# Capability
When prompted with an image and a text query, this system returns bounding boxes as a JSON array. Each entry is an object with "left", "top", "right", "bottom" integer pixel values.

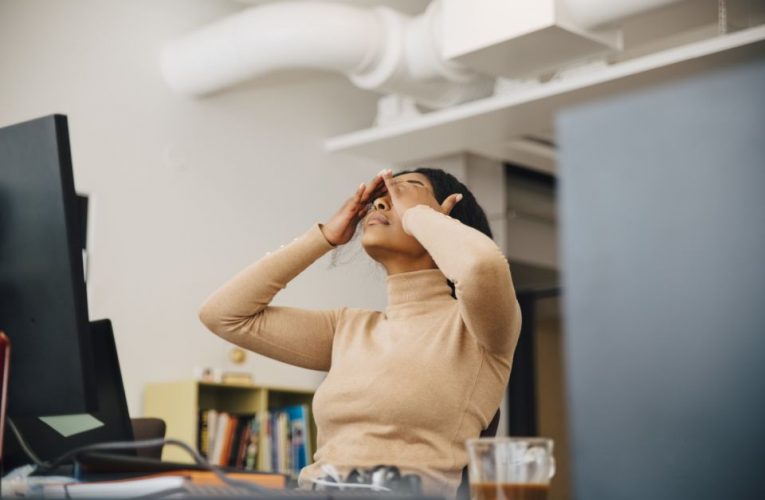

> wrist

[
  {"left": 401, "top": 204, "right": 432, "bottom": 235},
  {"left": 318, "top": 224, "right": 338, "bottom": 247}
]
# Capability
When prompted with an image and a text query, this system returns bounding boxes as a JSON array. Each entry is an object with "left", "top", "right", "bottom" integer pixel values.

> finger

[
  {"left": 367, "top": 184, "right": 388, "bottom": 203},
  {"left": 380, "top": 169, "right": 396, "bottom": 198},
  {"left": 352, "top": 182, "right": 365, "bottom": 204},
  {"left": 371, "top": 171, "right": 386, "bottom": 190},
  {"left": 441, "top": 193, "right": 463, "bottom": 214},
  {"left": 361, "top": 174, "right": 385, "bottom": 203}
]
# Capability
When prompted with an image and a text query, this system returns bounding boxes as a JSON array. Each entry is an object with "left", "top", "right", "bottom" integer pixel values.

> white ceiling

[{"left": 232, "top": 0, "right": 431, "bottom": 16}]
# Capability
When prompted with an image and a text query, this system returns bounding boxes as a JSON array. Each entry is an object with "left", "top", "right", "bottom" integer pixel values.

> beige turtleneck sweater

[{"left": 199, "top": 205, "right": 521, "bottom": 497}]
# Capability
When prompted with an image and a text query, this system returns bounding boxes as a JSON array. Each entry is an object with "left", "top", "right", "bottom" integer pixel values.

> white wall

[{"left": 0, "top": 0, "right": 390, "bottom": 415}]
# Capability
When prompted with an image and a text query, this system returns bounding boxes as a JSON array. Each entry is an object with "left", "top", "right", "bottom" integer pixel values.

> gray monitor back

[{"left": 557, "top": 58, "right": 765, "bottom": 499}]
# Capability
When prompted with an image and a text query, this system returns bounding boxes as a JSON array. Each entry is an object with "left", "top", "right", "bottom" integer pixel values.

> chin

[
  {"left": 362, "top": 230, "right": 428, "bottom": 262},
  {"left": 361, "top": 232, "right": 383, "bottom": 252},
  {"left": 361, "top": 231, "right": 396, "bottom": 261}
]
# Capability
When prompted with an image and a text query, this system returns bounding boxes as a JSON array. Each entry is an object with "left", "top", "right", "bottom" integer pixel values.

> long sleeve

[
  {"left": 198, "top": 224, "right": 340, "bottom": 371},
  {"left": 402, "top": 205, "right": 521, "bottom": 356}
]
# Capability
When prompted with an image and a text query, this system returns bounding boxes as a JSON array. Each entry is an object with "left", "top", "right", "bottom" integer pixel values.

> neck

[
  {"left": 380, "top": 253, "right": 437, "bottom": 276},
  {"left": 385, "top": 268, "right": 453, "bottom": 316}
]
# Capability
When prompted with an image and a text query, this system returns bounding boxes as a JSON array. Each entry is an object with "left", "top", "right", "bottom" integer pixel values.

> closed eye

[{"left": 392, "top": 179, "right": 426, "bottom": 187}]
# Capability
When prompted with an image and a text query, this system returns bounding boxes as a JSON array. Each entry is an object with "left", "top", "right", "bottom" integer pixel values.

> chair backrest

[
  {"left": 130, "top": 417, "right": 166, "bottom": 459},
  {"left": 456, "top": 409, "right": 501, "bottom": 500},
  {"left": 481, "top": 409, "right": 501, "bottom": 439}
]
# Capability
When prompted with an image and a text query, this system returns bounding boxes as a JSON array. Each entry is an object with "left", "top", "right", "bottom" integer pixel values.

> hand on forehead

[
  {"left": 392, "top": 172, "right": 432, "bottom": 188},
  {"left": 384, "top": 170, "right": 460, "bottom": 217},
  {"left": 389, "top": 173, "right": 436, "bottom": 201}
]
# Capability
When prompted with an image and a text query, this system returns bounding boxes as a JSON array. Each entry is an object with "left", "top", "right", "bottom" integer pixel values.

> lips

[{"left": 366, "top": 213, "right": 389, "bottom": 226}]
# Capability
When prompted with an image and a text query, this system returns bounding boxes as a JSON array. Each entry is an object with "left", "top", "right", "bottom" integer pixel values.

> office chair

[
  {"left": 456, "top": 409, "right": 501, "bottom": 500},
  {"left": 130, "top": 417, "right": 166, "bottom": 459}
]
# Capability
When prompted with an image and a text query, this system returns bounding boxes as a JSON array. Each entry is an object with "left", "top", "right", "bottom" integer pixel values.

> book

[
  {"left": 43, "top": 476, "right": 188, "bottom": 498},
  {"left": 198, "top": 410, "right": 210, "bottom": 458},
  {"left": 230, "top": 414, "right": 255, "bottom": 467},
  {"left": 235, "top": 422, "right": 251, "bottom": 468},
  {"left": 220, "top": 415, "right": 238, "bottom": 466},
  {"left": 278, "top": 411, "right": 289, "bottom": 473},
  {"left": 262, "top": 411, "right": 272, "bottom": 471},
  {"left": 43, "top": 470, "right": 288, "bottom": 498},
  {"left": 210, "top": 412, "right": 229, "bottom": 466},
  {"left": 244, "top": 417, "right": 260, "bottom": 470},
  {"left": 206, "top": 410, "right": 219, "bottom": 459},
  {"left": 284, "top": 404, "right": 311, "bottom": 472},
  {"left": 270, "top": 412, "right": 279, "bottom": 473},
  {"left": 227, "top": 416, "right": 244, "bottom": 466}
]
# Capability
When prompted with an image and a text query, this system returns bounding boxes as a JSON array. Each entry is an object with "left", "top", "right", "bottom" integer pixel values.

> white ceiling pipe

[
  {"left": 160, "top": 0, "right": 493, "bottom": 108},
  {"left": 161, "top": 0, "right": 686, "bottom": 107},
  {"left": 561, "top": 0, "right": 686, "bottom": 29},
  {"left": 160, "top": 2, "right": 383, "bottom": 96},
  {"left": 348, "top": 0, "right": 493, "bottom": 108}
]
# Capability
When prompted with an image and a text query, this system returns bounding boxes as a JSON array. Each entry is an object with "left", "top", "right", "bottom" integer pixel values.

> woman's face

[{"left": 360, "top": 172, "right": 437, "bottom": 262}]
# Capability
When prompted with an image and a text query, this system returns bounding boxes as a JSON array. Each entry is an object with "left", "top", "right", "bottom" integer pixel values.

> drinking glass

[{"left": 465, "top": 437, "right": 555, "bottom": 500}]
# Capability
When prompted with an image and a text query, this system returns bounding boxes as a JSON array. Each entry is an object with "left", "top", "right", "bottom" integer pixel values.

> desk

[{"left": 4, "top": 474, "right": 442, "bottom": 499}]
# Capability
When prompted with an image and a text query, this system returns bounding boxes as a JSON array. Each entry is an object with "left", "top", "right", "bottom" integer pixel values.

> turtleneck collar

[{"left": 385, "top": 268, "right": 454, "bottom": 317}]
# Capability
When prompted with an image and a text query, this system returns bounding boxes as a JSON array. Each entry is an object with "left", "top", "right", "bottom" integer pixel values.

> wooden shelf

[
  {"left": 324, "top": 26, "right": 765, "bottom": 166},
  {"left": 144, "top": 380, "right": 315, "bottom": 469}
]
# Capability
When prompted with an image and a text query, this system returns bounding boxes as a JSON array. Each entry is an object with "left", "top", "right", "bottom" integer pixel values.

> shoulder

[
  {"left": 338, "top": 307, "right": 384, "bottom": 321},
  {"left": 334, "top": 307, "right": 385, "bottom": 330}
]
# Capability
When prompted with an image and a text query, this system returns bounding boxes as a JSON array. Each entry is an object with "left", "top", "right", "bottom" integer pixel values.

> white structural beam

[{"left": 324, "top": 26, "right": 765, "bottom": 167}]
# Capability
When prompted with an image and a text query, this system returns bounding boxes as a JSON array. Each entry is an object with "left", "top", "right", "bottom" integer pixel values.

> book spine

[
  {"left": 245, "top": 416, "right": 259, "bottom": 470},
  {"left": 281, "top": 412, "right": 289, "bottom": 473},
  {"left": 302, "top": 405, "right": 309, "bottom": 470},
  {"left": 236, "top": 416, "right": 253, "bottom": 468},
  {"left": 271, "top": 412, "right": 279, "bottom": 473},
  {"left": 198, "top": 410, "right": 209, "bottom": 458},
  {"left": 207, "top": 410, "right": 219, "bottom": 461},
  {"left": 211, "top": 412, "right": 229, "bottom": 466},
  {"left": 302, "top": 404, "right": 312, "bottom": 467},
  {"left": 283, "top": 404, "right": 311, "bottom": 472},
  {"left": 263, "top": 411, "right": 272, "bottom": 471},
  {"left": 290, "top": 409, "right": 305, "bottom": 472},
  {"left": 221, "top": 415, "right": 238, "bottom": 466},
  {"left": 229, "top": 416, "right": 247, "bottom": 467}
]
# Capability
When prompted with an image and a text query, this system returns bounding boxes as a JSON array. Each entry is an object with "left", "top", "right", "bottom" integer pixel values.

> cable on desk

[
  {"left": 7, "top": 418, "right": 47, "bottom": 468},
  {"left": 6, "top": 416, "right": 271, "bottom": 496}
]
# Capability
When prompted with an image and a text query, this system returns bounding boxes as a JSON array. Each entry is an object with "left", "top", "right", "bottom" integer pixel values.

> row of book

[{"left": 197, "top": 405, "right": 312, "bottom": 475}]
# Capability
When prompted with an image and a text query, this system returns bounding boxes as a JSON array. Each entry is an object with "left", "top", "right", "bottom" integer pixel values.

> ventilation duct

[
  {"left": 160, "top": 0, "right": 493, "bottom": 109},
  {"left": 161, "top": 0, "right": 686, "bottom": 108},
  {"left": 561, "top": 0, "right": 686, "bottom": 29}
]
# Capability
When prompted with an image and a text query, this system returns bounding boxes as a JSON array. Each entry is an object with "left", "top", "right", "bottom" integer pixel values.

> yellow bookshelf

[{"left": 143, "top": 380, "right": 315, "bottom": 468}]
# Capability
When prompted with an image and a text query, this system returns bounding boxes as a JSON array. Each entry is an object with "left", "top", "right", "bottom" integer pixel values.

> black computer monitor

[
  {"left": 0, "top": 114, "right": 97, "bottom": 416},
  {"left": 5, "top": 319, "right": 135, "bottom": 468},
  {"left": 3, "top": 319, "right": 135, "bottom": 470}
]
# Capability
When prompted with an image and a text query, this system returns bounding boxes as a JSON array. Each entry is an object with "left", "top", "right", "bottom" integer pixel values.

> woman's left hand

[{"left": 381, "top": 169, "right": 462, "bottom": 219}]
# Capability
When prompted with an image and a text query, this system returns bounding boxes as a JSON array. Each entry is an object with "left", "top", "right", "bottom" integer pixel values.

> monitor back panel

[
  {"left": 4, "top": 319, "right": 133, "bottom": 467},
  {"left": 557, "top": 58, "right": 765, "bottom": 499},
  {"left": 0, "top": 114, "right": 95, "bottom": 416}
]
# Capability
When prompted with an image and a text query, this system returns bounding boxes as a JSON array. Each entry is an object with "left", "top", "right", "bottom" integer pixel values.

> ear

[{"left": 440, "top": 193, "right": 463, "bottom": 215}]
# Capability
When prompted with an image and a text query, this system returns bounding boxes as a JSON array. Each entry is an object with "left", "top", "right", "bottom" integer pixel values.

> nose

[{"left": 372, "top": 196, "right": 390, "bottom": 211}]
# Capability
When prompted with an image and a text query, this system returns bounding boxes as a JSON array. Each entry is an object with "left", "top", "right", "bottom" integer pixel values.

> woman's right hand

[{"left": 321, "top": 173, "right": 387, "bottom": 246}]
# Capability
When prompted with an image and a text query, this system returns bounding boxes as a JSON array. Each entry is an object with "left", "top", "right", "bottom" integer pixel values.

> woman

[{"left": 199, "top": 168, "right": 521, "bottom": 497}]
